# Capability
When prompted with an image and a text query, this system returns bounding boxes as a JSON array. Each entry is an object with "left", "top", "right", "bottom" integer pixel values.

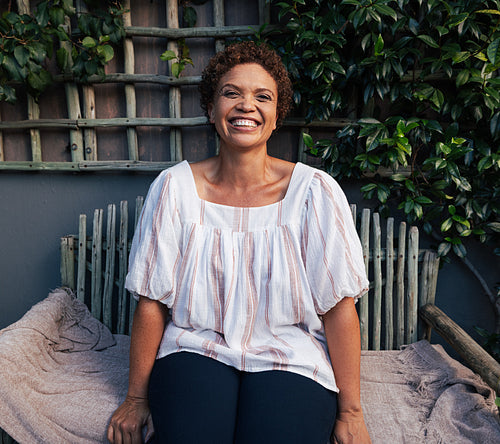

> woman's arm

[
  {"left": 323, "top": 297, "right": 371, "bottom": 444},
  {"left": 107, "top": 296, "right": 169, "bottom": 444}
]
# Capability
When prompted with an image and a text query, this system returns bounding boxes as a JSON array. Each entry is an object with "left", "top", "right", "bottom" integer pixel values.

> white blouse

[{"left": 125, "top": 160, "right": 368, "bottom": 392}]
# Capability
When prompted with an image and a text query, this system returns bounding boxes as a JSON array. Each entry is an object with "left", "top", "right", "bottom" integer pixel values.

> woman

[{"left": 108, "top": 41, "right": 371, "bottom": 444}]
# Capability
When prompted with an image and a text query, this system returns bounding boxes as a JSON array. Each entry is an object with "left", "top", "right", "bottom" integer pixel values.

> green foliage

[
  {"left": 160, "top": 39, "right": 194, "bottom": 78},
  {"left": 0, "top": 0, "right": 125, "bottom": 103},
  {"left": 266, "top": 0, "right": 500, "bottom": 260}
]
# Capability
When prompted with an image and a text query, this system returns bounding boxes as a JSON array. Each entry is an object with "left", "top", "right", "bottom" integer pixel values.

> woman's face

[{"left": 208, "top": 63, "right": 278, "bottom": 153}]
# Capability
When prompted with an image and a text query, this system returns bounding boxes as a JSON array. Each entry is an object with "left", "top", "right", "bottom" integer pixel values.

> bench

[{"left": 1, "top": 198, "right": 499, "bottom": 444}]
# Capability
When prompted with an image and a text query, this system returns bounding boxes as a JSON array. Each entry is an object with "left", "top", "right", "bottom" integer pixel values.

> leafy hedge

[{"left": 259, "top": 0, "right": 499, "bottom": 264}]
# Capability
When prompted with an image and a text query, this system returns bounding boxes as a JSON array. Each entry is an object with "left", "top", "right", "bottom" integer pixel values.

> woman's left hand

[{"left": 332, "top": 411, "right": 372, "bottom": 444}]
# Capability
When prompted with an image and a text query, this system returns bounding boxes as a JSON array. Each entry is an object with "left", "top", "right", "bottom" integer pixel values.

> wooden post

[
  {"left": 385, "top": 217, "right": 394, "bottom": 349},
  {"left": 16, "top": 0, "right": 42, "bottom": 162},
  {"left": 122, "top": 0, "right": 139, "bottom": 161},
  {"left": 76, "top": 0, "right": 98, "bottom": 160},
  {"left": 360, "top": 208, "right": 370, "bottom": 349},
  {"left": 407, "top": 226, "right": 419, "bottom": 344},
  {"left": 60, "top": 236, "right": 75, "bottom": 288},
  {"left": 103, "top": 204, "right": 116, "bottom": 330},
  {"left": 61, "top": 0, "right": 84, "bottom": 162},
  {"left": 372, "top": 212, "right": 382, "bottom": 350},
  {"left": 420, "top": 304, "right": 500, "bottom": 395},
  {"left": 91, "top": 209, "right": 104, "bottom": 321},
  {"left": 167, "top": 0, "right": 183, "bottom": 161},
  {"left": 396, "top": 221, "right": 406, "bottom": 348},
  {"left": 77, "top": 214, "right": 87, "bottom": 302},
  {"left": 117, "top": 201, "right": 129, "bottom": 334},
  {"left": 258, "top": 0, "right": 271, "bottom": 24}
]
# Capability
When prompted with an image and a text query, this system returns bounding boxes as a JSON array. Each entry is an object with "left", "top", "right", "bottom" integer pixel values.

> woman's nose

[{"left": 236, "top": 95, "right": 255, "bottom": 112}]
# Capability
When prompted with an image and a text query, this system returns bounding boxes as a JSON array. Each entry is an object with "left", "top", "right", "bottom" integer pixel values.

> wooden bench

[
  {"left": 56, "top": 198, "right": 499, "bottom": 385},
  {"left": 1, "top": 198, "right": 499, "bottom": 444}
]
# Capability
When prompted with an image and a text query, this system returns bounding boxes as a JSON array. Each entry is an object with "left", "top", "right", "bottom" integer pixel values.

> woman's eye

[
  {"left": 257, "top": 94, "right": 272, "bottom": 102},
  {"left": 223, "top": 90, "right": 238, "bottom": 98}
]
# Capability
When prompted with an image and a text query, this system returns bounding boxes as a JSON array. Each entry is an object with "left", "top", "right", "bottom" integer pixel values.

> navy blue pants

[{"left": 148, "top": 352, "right": 337, "bottom": 444}]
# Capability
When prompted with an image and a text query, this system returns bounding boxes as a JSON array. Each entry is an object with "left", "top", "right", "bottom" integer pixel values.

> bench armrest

[{"left": 419, "top": 303, "right": 500, "bottom": 395}]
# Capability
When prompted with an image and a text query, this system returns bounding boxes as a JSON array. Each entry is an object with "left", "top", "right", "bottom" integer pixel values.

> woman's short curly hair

[{"left": 199, "top": 41, "right": 293, "bottom": 125}]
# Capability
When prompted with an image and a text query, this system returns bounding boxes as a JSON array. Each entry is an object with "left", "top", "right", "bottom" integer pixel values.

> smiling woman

[{"left": 107, "top": 41, "right": 372, "bottom": 444}]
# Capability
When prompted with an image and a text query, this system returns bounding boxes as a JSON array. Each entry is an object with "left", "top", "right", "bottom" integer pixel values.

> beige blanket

[{"left": 0, "top": 289, "right": 499, "bottom": 443}]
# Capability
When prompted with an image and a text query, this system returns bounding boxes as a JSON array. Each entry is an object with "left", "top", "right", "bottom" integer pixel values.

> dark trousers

[{"left": 148, "top": 352, "right": 337, "bottom": 444}]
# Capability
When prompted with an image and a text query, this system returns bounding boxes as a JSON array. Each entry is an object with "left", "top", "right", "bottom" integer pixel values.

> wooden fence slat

[
  {"left": 117, "top": 200, "right": 129, "bottom": 334},
  {"left": 360, "top": 208, "right": 370, "bottom": 350},
  {"left": 385, "top": 217, "right": 394, "bottom": 349},
  {"left": 77, "top": 214, "right": 87, "bottom": 302},
  {"left": 91, "top": 209, "right": 104, "bottom": 320},
  {"left": 407, "top": 226, "right": 419, "bottom": 344},
  {"left": 103, "top": 204, "right": 116, "bottom": 330},
  {"left": 123, "top": 0, "right": 139, "bottom": 161},
  {"left": 60, "top": 236, "right": 75, "bottom": 288},
  {"left": 350, "top": 203, "right": 357, "bottom": 225},
  {"left": 396, "top": 221, "right": 406, "bottom": 348},
  {"left": 372, "top": 213, "right": 382, "bottom": 350},
  {"left": 167, "top": 0, "right": 183, "bottom": 162}
]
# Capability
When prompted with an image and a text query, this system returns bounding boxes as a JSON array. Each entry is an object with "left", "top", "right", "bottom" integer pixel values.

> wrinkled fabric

[
  {"left": 0, "top": 290, "right": 498, "bottom": 444},
  {"left": 361, "top": 340, "right": 500, "bottom": 443},
  {"left": 0, "top": 289, "right": 129, "bottom": 444}
]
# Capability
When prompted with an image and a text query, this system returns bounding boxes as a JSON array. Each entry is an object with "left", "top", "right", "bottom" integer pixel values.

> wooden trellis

[{"left": 1, "top": 0, "right": 335, "bottom": 172}]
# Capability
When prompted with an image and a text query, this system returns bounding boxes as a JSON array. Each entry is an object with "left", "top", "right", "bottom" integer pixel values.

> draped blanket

[{"left": 0, "top": 289, "right": 498, "bottom": 443}]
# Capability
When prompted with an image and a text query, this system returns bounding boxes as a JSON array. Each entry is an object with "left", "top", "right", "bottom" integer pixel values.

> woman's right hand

[{"left": 107, "top": 395, "right": 154, "bottom": 444}]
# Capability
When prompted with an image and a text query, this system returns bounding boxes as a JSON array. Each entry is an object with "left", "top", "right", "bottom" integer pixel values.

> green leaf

[
  {"left": 97, "top": 44, "right": 114, "bottom": 63},
  {"left": 437, "top": 242, "right": 451, "bottom": 257},
  {"left": 417, "top": 35, "right": 439, "bottom": 48},
  {"left": 441, "top": 218, "right": 453, "bottom": 232},
  {"left": 488, "top": 222, "right": 500, "bottom": 232},
  {"left": 487, "top": 38, "right": 500, "bottom": 65},
  {"left": 374, "top": 34, "right": 384, "bottom": 55},
  {"left": 56, "top": 47, "right": 68, "bottom": 71},
  {"left": 456, "top": 69, "right": 469, "bottom": 87},
  {"left": 452, "top": 242, "right": 467, "bottom": 258},
  {"left": 160, "top": 50, "right": 177, "bottom": 61},
  {"left": 171, "top": 62, "right": 181, "bottom": 78},
  {"left": 14, "top": 46, "right": 29, "bottom": 67},
  {"left": 82, "top": 36, "right": 97, "bottom": 48},
  {"left": 302, "top": 132, "right": 313, "bottom": 148},
  {"left": 373, "top": 4, "right": 397, "bottom": 21}
]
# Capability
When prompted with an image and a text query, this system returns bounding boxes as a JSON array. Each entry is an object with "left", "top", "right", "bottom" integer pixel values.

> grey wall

[{"left": 1, "top": 170, "right": 497, "bottom": 356}]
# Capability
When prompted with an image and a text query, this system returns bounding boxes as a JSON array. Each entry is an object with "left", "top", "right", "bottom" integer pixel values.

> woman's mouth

[{"left": 230, "top": 118, "right": 259, "bottom": 128}]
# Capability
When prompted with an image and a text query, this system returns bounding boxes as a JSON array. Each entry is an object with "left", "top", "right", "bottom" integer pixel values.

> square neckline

[{"left": 183, "top": 160, "right": 303, "bottom": 210}]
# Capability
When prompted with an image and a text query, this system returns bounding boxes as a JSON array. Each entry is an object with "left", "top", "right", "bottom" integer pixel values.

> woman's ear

[{"left": 208, "top": 104, "right": 215, "bottom": 123}]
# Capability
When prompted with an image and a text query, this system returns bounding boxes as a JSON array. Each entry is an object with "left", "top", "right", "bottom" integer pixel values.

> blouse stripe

[
  {"left": 240, "top": 232, "right": 258, "bottom": 369},
  {"left": 210, "top": 229, "right": 224, "bottom": 333}
]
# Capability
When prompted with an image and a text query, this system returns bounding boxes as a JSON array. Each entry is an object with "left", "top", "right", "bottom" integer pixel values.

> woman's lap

[{"left": 148, "top": 352, "right": 337, "bottom": 444}]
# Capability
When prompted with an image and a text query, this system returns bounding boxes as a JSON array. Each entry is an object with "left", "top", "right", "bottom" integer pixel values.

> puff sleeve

[
  {"left": 124, "top": 169, "right": 181, "bottom": 307},
  {"left": 302, "top": 171, "right": 369, "bottom": 315}
]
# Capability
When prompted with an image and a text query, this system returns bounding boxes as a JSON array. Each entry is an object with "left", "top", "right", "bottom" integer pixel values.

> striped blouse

[{"left": 125, "top": 160, "right": 368, "bottom": 392}]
